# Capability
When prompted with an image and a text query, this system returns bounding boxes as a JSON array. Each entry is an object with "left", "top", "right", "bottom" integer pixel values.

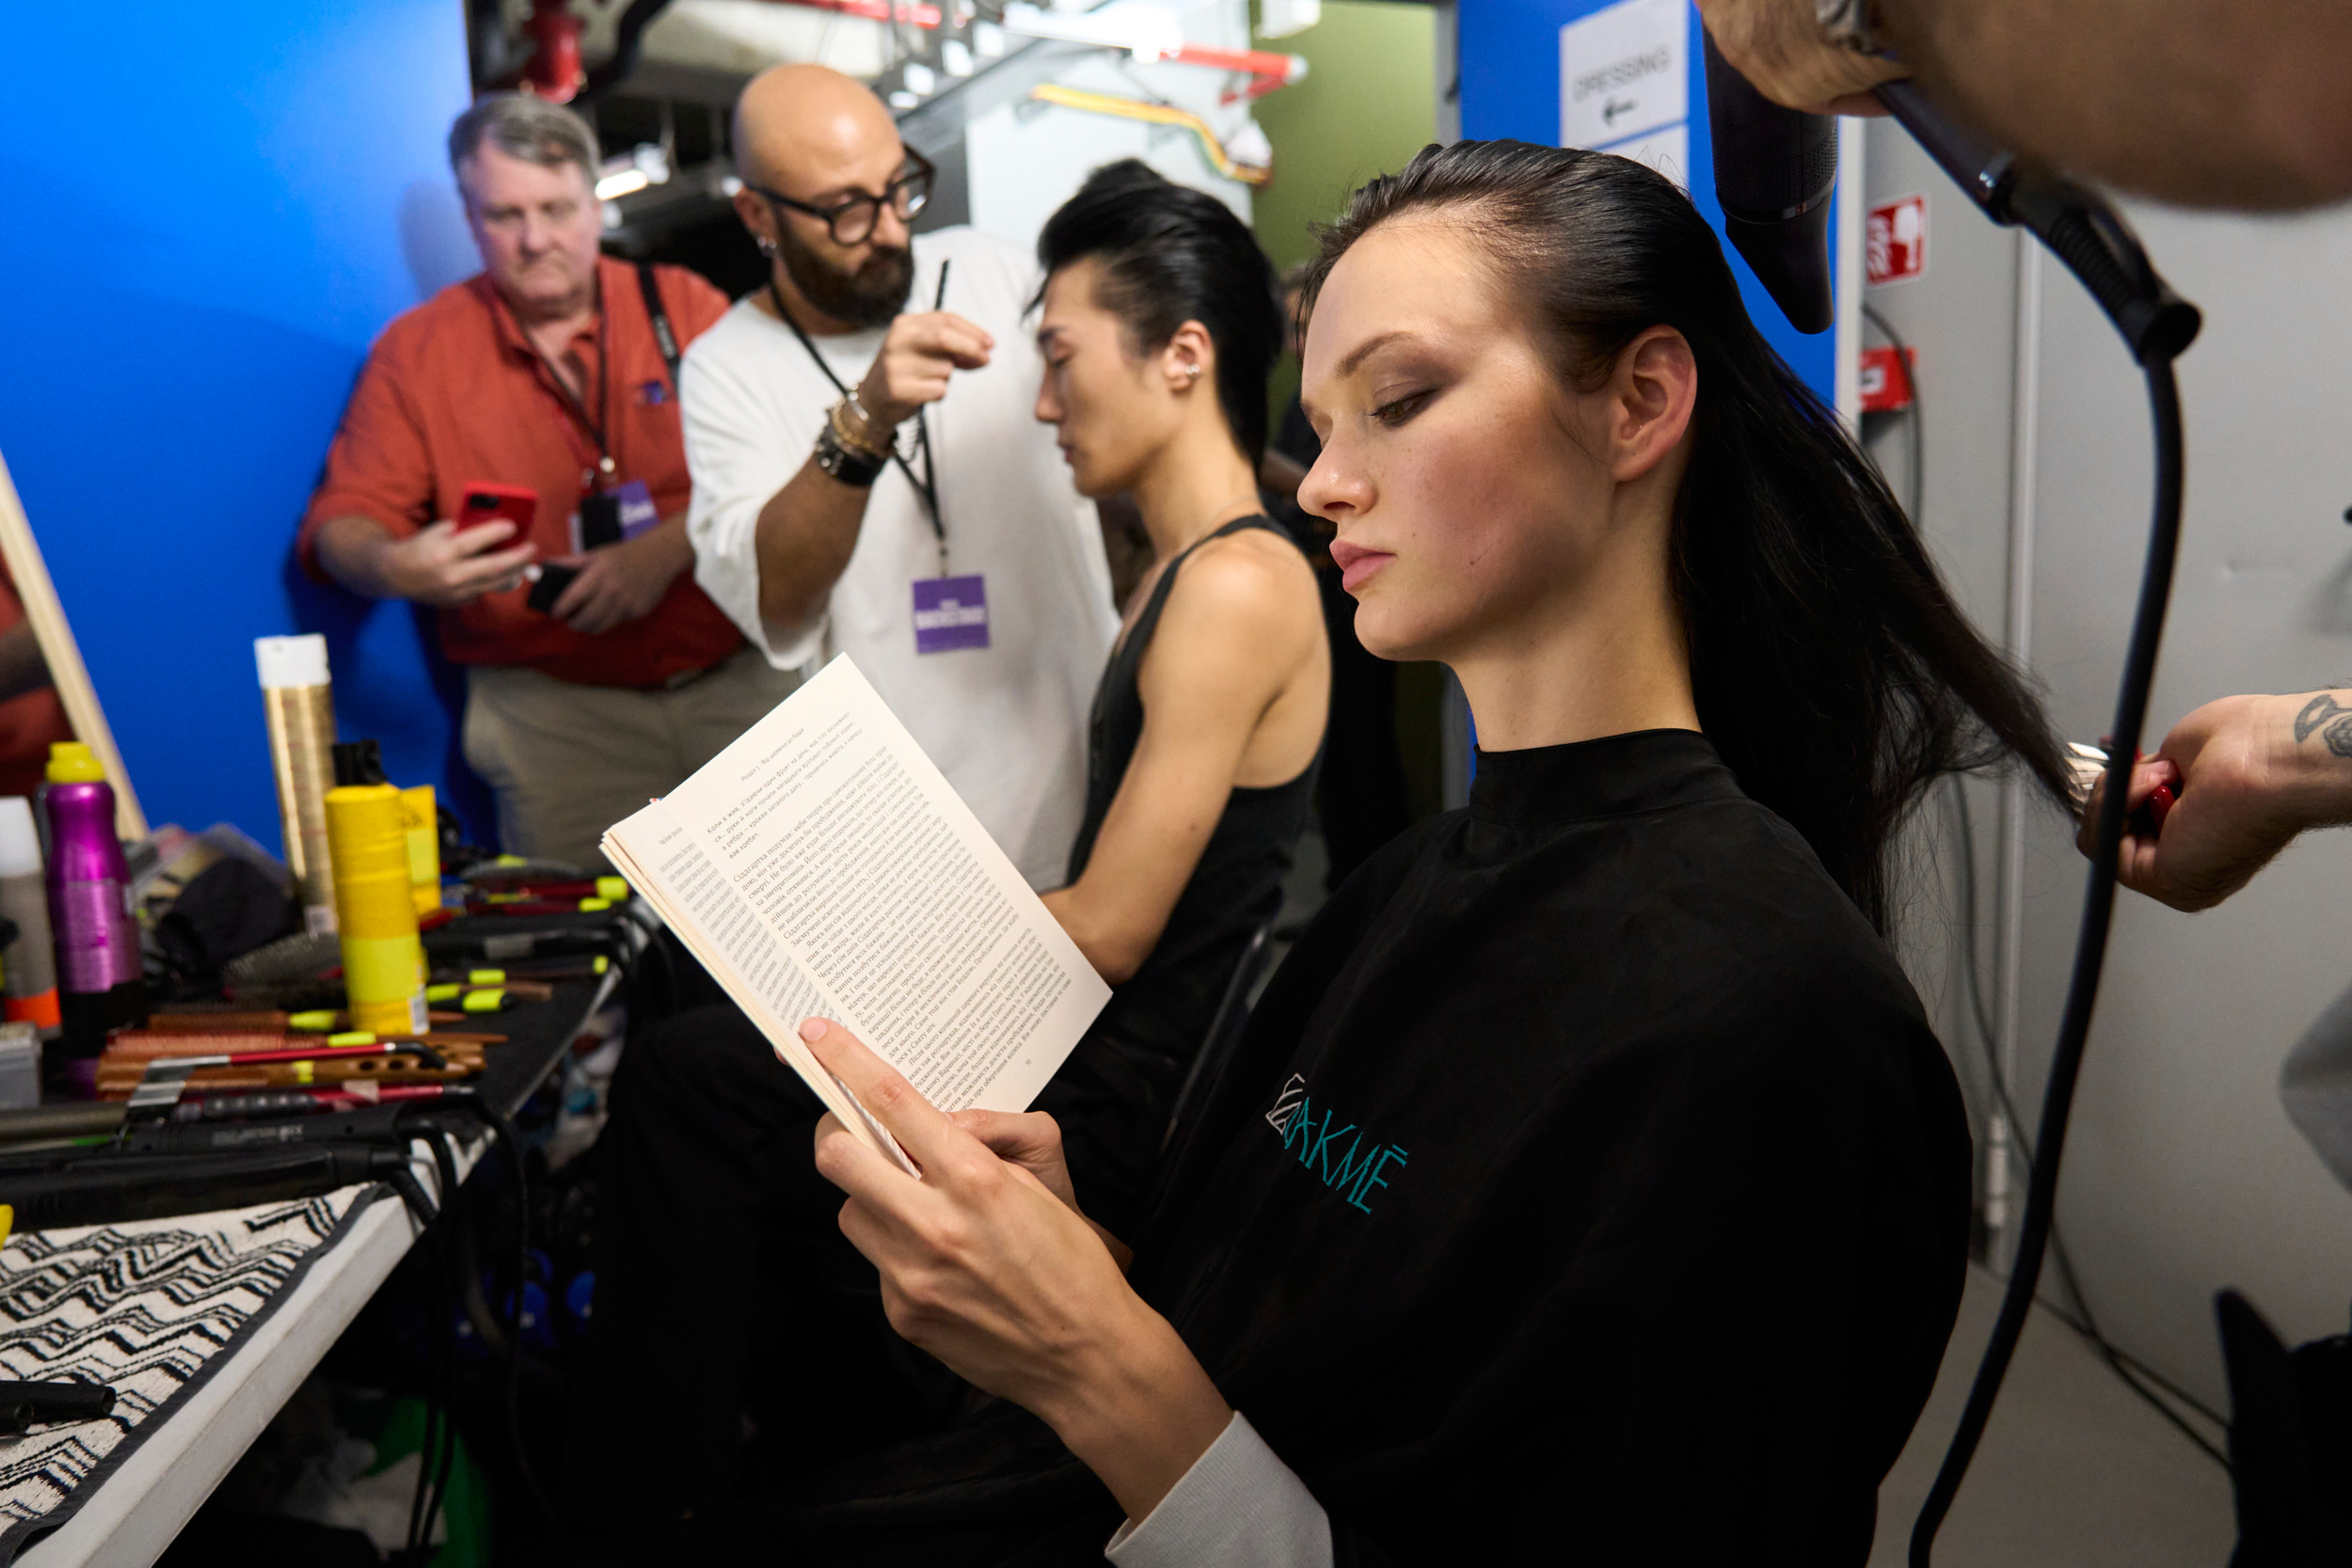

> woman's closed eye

[{"left": 1373, "top": 388, "right": 1437, "bottom": 427}]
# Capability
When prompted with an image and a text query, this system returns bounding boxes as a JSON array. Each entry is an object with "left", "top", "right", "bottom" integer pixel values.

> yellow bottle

[
  {"left": 399, "top": 784, "right": 440, "bottom": 918},
  {"left": 325, "top": 784, "right": 428, "bottom": 1036}
]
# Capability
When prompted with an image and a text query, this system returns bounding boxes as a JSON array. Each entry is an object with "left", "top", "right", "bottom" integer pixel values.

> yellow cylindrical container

[
  {"left": 399, "top": 784, "right": 440, "bottom": 918},
  {"left": 326, "top": 784, "right": 428, "bottom": 1036}
]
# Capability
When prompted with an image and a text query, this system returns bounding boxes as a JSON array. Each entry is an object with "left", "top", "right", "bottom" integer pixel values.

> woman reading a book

[
  {"left": 564, "top": 165, "right": 1325, "bottom": 1523},
  {"left": 681, "top": 140, "right": 2077, "bottom": 1564}
]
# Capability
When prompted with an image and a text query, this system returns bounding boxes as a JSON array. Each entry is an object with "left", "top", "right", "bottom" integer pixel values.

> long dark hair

[
  {"left": 1301, "top": 139, "right": 2072, "bottom": 931},
  {"left": 1036, "top": 159, "right": 1282, "bottom": 465}
]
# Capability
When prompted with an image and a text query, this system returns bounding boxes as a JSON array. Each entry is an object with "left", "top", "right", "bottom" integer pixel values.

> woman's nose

[{"left": 1298, "top": 446, "right": 1365, "bottom": 519}]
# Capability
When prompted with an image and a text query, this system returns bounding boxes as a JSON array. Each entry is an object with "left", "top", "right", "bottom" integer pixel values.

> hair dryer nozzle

[
  {"left": 1703, "top": 32, "right": 1838, "bottom": 335},
  {"left": 1719, "top": 200, "right": 1836, "bottom": 334}
]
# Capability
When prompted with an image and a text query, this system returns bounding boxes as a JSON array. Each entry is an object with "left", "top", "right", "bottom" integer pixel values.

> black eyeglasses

[{"left": 750, "top": 150, "right": 935, "bottom": 245}]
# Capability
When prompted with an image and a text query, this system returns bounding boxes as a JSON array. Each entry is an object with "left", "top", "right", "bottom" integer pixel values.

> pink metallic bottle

[{"left": 43, "top": 742, "right": 147, "bottom": 1092}]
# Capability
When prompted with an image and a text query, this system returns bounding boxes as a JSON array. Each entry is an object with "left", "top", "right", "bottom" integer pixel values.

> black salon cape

[{"left": 731, "top": 730, "right": 1970, "bottom": 1566}]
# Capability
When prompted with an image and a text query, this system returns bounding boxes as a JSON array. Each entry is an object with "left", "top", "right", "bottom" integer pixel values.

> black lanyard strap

[
  {"left": 768, "top": 280, "right": 946, "bottom": 568},
  {"left": 506, "top": 281, "right": 614, "bottom": 483},
  {"left": 637, "top": 261, "right": 681, "bottom": 390}
]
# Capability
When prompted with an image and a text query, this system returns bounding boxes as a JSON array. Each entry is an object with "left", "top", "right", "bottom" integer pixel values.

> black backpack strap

[{"left": 636, "top": 261, "right": 681, "bottom": 391}]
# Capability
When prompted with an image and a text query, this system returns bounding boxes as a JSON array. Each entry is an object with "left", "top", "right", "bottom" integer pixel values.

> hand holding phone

[
  {"left": 526, "top": 562, "right": 580, "bottom": 615},
  {"left": 460, "top": 483, "right": 538, "bottom": 533},
  {"left": 381, "top": 515, "right": 534, "bottom": 607}
]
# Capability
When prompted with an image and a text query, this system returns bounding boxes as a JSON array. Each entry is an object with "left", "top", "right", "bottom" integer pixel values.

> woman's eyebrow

[{"left": 1335, "top": 329, "right": 1414, "bottom": 379}]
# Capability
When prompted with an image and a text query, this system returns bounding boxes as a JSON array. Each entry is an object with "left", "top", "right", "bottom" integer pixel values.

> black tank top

[{"left": 1065, "top": 515, "right": 1321, "bottom": 1063}]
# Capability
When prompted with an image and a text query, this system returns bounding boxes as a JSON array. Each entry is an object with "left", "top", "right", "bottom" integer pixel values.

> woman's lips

[{"left": 1328, "top": 539, "right": 1394, "bottom": 594}]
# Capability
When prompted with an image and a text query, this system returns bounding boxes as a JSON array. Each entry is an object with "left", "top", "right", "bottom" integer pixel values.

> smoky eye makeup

[
  {"left": 1372, "top": 388, "right": 1437, "bottom": 427},
  {"left": 1368, "top": 359, "right": 1451, "bottom": 424},
  {"left": 1361, "top": 341, "right": 1457, "bottom": 416}
]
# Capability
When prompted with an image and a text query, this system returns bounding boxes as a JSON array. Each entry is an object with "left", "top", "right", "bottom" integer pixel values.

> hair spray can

[
  {"left": 44, "top": 743, "right": 148, "bottom": 1089},
  {"left": 257, "top": 635, "right": 340, "bottom": 936},
  {"left": 0, "top": 799, "right": 59, "bottom": 1038}
]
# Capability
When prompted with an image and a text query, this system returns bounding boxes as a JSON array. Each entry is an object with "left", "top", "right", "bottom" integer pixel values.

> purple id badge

[
  {"left": 913, "top": 575, "right": 990, "bottom": 655},
  {"left": 613, "top": 479, "right": 659, "bottom": 540},
  {"left": 570, "top": 480, "right": 659, "bottom": 551}
]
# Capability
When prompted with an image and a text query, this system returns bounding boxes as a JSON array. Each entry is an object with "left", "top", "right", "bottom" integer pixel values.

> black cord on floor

[
  {"left": 1941, "top": 779, "right": 2232, "bottom": 1465},
  {"left": 423, "top": 1217, "right": 458, "bottom": 1554},
  {"left": 420, "top": 1101, "right": 561, "bottom": 1528},
  {"left": 1910, "top": 355, "right": 2190, "bottom": 1566},
  {"left": 1862, "top": 303, "right": 2230, "bottom": 1472},
  {"left": 474, "top": 1101, "right": 559, "bottom": 1526},
  {"left": 405, "top": 1220, "right": 450, "bottom": 1562}
]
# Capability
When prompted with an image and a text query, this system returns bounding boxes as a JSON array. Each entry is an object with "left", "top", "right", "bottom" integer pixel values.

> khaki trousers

[{"left": 462, "top": 646, "right": 803, "bottom": 869}]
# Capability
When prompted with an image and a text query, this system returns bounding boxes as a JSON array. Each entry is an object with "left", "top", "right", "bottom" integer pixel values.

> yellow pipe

[{"left": 1028, "top": 84, "right": 1271, "bottom": 187}]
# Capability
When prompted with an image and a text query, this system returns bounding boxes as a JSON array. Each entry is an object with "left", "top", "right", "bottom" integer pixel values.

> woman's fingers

[
  {"left": 800, "top": 1016, "right": 967, "bottom": 1172},
  {"left": 949, "top": 1109, "right": 1078, "bottom": 1210},
  {"left": 811, "top": 1106, "right": 916, "bottom": 1203},
  {"left": 948, "top": 1108, "right": 1058, "bottom": 1162}
]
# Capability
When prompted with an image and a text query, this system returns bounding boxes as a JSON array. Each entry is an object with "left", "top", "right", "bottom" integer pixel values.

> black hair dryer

[
  {"left": 1703, "top": 35, "right": 2201, "bottom": 362},
  {"left": 1702, "top": 30, "right": 1838, "bottom": 335}
]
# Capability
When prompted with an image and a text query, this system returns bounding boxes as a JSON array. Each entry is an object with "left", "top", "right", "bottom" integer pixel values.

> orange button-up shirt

[
  {"left": 0, "top": 568, "right": 72, "bottom": 800},
  {"left": 300, "top": 256, "right": 743, "bottom": 688}
]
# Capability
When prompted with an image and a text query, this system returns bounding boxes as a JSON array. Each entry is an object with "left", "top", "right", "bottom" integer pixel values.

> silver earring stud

[{"left": 758, "top": 237, "right": 778, "bottom": 258}]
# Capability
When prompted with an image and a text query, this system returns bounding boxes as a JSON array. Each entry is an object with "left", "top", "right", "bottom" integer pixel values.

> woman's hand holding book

[{"left": 803, "top": 1015, "right": 1231, "bottom": 1524}]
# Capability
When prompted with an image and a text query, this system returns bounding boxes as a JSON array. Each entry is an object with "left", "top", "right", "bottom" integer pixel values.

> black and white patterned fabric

[{"left": 0, "top": 1186, "right": 383, "bottom": 1563}]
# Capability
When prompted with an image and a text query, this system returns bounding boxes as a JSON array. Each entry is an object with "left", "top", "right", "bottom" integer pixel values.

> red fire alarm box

[
  {"left": 1867, "top": 194, "right": 1928, "bottom": 285},
  {"left": 1859, "top": 345, "right": 1916, "bottom": 413}
]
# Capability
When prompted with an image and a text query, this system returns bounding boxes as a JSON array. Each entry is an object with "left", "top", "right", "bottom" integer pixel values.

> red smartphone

[{"left": 458, "top": 483, "right": 538, "bottom": 533}]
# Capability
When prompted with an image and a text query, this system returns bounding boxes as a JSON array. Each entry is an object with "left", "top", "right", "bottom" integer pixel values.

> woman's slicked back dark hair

[
  {"left": 1037, "top": 159, "right": 1283, "bottom": 464},
  {"left": 1301, "top": 139, "right": 2073, "bottom": 931}
]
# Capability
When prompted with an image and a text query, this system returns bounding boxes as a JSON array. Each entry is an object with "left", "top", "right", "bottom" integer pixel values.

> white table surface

[
  {"left": 21, "top": 1134, "right": 466, "bottom": 1568},
  {"left": 20, "top": 969, "right": 615, "bottom": 1566}
]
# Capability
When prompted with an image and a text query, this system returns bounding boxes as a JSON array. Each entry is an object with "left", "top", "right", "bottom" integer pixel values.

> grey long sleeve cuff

[{"left": 1104, "top": 1412, "right": 1332, "bottom": 1568}]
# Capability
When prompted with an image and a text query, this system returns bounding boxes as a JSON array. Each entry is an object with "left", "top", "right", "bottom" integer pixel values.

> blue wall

[
  {"left": 1458, "top": 0, "right": 1843, "bottom": 404},
  {"left": 0, "top": 3, "right": 489, "bottom": 852}
]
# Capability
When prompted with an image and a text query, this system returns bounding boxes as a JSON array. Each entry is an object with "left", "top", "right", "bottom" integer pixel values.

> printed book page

[{"left": 603, "top": 656, "right": 1110, "bottom": 1164}]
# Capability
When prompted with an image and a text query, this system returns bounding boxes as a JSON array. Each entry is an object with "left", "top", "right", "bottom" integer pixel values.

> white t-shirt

[{"left": 683, "top": 227, "right": 1118, "bottom": 890}]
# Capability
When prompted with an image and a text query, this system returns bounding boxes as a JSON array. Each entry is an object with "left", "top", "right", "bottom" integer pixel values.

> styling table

[{"left": 0, "top": 973, "right": 614, "bottom": 1567}]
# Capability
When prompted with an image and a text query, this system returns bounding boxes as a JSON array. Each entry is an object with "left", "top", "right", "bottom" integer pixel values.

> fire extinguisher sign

[{"left": 1867, "top": 194, "right": 1928, "bottom": 285}]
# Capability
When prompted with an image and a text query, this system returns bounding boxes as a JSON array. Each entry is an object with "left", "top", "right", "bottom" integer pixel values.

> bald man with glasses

[
  {"left": 566, "top": 64, "right": 1118, "bottom": 1529},
  {"left": 681, "top": 63, "right": 1117, "bottom": 891}
]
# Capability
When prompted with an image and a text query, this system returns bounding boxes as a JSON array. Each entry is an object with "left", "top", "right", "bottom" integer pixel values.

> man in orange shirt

[
  {"left": 0, "top": 568, "right": 65, "bottom": 800},
  {"left": 302, "top": 94, "right": 796, "bottom": 867}
]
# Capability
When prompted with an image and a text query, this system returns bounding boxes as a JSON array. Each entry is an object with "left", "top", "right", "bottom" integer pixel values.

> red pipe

[
  {"left": 761, "top": 0, "right": 1303, "bottom": 90},
  {"left": 788, "top": 0, "right": 946, "bottom": 26},
  {"left": 525, "top": 0, "right": 587, "bottom": 103}
]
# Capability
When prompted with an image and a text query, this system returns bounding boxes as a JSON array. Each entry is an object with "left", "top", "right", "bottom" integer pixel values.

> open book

[{"left": 602, "top": 656, "right": 1111, "bottom": 1172}]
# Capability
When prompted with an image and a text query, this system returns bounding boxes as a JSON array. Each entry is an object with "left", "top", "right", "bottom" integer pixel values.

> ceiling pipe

[
  {"left": 522, "top": 0, "right": 589, "bottom": 100},
  {"left": 580, "top": 0, "right": 679, "bottom": 102}
]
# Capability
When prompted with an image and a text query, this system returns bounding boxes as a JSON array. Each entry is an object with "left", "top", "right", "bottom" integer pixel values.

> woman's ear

[
  {"left": 1160, "top": 320, "right": 1216, "bottom": 395},
  {"left": 1607, "top": 325, "right": 1697, "bottom": 483}
]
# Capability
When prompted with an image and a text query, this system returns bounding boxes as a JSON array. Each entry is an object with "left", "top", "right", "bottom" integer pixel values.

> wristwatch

[
  {"left": 1816, "top": 0, "right": 1885, "bottom": 54},
  {"left": 814, "top": 417, "right": 886, "bottom": 487}
]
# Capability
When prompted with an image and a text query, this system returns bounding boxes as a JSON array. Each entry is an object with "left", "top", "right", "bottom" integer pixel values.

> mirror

[{"left": 0, "top": 444, "right": 147, "bottom": 841}]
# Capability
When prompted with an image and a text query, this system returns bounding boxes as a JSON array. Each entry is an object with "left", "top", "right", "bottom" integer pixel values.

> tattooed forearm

[{"left": 2292, "top": 693, "right": 2352, "bottom": 756}]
